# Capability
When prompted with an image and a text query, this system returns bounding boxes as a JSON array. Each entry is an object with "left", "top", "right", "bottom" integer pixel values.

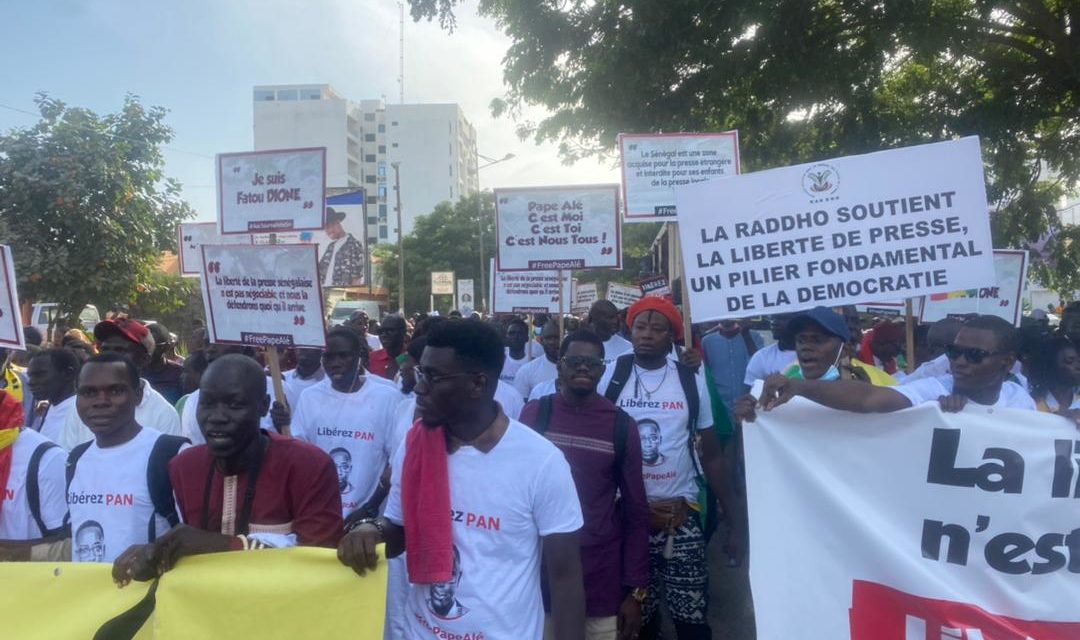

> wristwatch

[{"left": 630, "top": 588, "right": 648, "bottom": 605}]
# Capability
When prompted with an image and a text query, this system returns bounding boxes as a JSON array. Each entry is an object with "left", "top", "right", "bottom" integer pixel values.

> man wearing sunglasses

[
  {"left": 520, "top": 329, "right": 650, "bottom": 640},
  {"left": 758, "top": 315, "right": 1036, "bottom": 413}
]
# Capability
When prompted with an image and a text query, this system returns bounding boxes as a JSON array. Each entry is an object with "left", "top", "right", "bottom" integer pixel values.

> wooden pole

[
  {"left": 266, "top": 233, "right": 290, "bottom": 436},
  {"left": 671, "top": 222, "right": 693, "bottom": 345},
  {"left": 904, "top": 298, "right": 916, "bottom": 375}
]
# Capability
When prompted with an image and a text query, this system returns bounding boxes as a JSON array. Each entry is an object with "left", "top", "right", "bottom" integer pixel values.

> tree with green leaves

[
  {"left": 408, "top": 0, "right": 1080, "bottom": 292},
  {"left": 0, "top": 93, "right": 194, "bottom": 327}
]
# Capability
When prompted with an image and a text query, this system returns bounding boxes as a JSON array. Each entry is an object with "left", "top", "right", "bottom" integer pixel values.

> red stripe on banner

[{"left": 849, "top": 580, "right": 1080, "bottom": 640}]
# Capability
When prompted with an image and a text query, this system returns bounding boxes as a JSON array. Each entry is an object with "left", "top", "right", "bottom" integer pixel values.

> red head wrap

[{"left": 626, "top": 296, "right": 684, "bottom": 341}]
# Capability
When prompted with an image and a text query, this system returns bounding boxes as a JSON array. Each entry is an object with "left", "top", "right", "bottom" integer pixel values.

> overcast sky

[{"left": 0, "top": 0, "right": 620, "bottom": 221}]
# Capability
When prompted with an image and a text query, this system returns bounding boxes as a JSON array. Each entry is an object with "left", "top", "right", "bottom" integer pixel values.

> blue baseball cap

[{"left": 788, "top": 306, "right": 850, "bottom": 342}]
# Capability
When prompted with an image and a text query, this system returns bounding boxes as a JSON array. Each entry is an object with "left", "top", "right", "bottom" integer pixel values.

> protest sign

[
  {"left": 572, "top": 282, "right": 598, "bottom": 313},
  {"left": 619, "top": 132, "right": 740, "bottom": 221},
  {"left": 674, "top": 137, "right": 996, "bottom": 320},
  {"left": 431, "top": 272, "right": 454, "bottom": 295},
  {"left": 490, "top": 259, "right": 573, "bottom": 314},
  {"left": 606, "top": 282, "right": 643, "bottom": 310},
  {"left": 745, "top": 396, "right": 1080, "bottom": 639},
  {"left": 921, "top": 250, "right": 1028, "bottom": 326},
  {"left": 639, "top": 275, "right": 672, "bottom": 300},
  {"left": 217, "top": 148, "right": 326, "bottom": 234},
  {"left": 200, "top": 244, "right": 326, "bottom": 349},
  {"left": 0, "top": 245, "right": 24, "bottom": 350},
  {"left": 178, "top": 222, "right": 251, "bottom": 277},
  {"left": 495, "top": 185, "right": 621, "bottom": 271},
  {"left": 457, "top": 278, "right": 475, "bottom": 315}
]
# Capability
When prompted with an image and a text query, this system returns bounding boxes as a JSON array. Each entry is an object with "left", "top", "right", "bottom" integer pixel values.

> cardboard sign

[
  {"left": 200, "top": 244, "right": 327, "bottom": 349},
  {"left": 490, "top": 259, "right": 573, "bottom": 314},
  {"left": 495, "top": 185, "right": 621, "bottom": 271},
  {"left": 571, "top": 282, "right": 598, "bottom": 313},
  {"left": 0, "top": 245, "right": 25, "bottom": 350},
  {"left": 674, "top": 137, "right": 996, "bottom": 320},
  {"left": 920, "top": 250, "right": 1028, "bottom": 326},
  {"left": 619, "top": 132, "right": 740, "bottom": 221},
  {"left": 457, "top": 279, "right": 475, "bottom": 315},
  {"left": 431, "top": 272, "right": 455, "bottom": 295},
  {"left": 606, "top": 282, "right": 643, "bottom": 310},
  {"left": 217, "top": 148, "right": 326, "bottom": 234},
  {"left": 179, "top": 222, "right": 252, "bottom": 277}
]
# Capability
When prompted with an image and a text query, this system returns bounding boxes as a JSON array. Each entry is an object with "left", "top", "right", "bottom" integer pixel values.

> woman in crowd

[{"left": 1028, "top": 336, "right": 1080, "bottom": 413}]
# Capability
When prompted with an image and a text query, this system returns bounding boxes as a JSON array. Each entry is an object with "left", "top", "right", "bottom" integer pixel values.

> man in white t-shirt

[
  {"left": 337, "top": 319, "right": 586, "bottom": 640},
  {"left": 513, "top": 320, "right": 561, "bottom": 399},
  {"left": 26, "top": 348, "right": 79, "bottom": 445},
  {"left": 599, "top": 297, "right": 741, "bottom": 639},
  {"left": 0, "top": 391, "right": 68, "bottom": 561},
  {"left": 291, "top": 326, "right": 402, "bottom": 525},
  {"left": 742, "top": 314, "right": 796, "bottom": 389},
  {"left": 758, "top": 315, "right": 1040, "bottom": 414},
  {"left": 282, "top": 347, "right": 325, "bottom": 411},
  {"left": 500, "top": 318, "right": 533, "bottom": 385},
  {"left": 587, "top": 300, "right": 633, "bottom": 365},
  {"left": 66, "top": 353, "right": 188, "bottom": 563}
]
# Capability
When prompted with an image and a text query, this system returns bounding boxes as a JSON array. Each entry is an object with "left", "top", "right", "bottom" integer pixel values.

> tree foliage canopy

[
  {"left": 0, "top": 94, "right": 194, "bottom": 322},
  {"left": 408, "top": 0, "right": 1080, "bottom": 291}
]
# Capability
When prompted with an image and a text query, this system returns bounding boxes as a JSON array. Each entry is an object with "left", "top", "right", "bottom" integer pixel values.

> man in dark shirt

[
  {"left": 143, "top": 323, "right": 184, "bottom": 405},
  {"left": 520, "top": 329, "right": 650, "bottom": 640}
]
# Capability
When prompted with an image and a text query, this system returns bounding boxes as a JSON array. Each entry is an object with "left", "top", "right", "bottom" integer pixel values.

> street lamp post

[
  {"left": 476, "top": 152, "right": 515, "bottom": 313},
  {"left": 392, "top": 161, "right": 404, "bottom": 314}
]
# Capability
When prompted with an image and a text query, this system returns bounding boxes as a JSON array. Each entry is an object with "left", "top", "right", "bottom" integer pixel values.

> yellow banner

[{"left": 3, "top": 547, "right": 387, "bottom": 639}]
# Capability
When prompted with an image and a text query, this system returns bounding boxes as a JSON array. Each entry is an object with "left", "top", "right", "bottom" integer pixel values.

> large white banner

[
  {"left": 920, "top": 250, "right": 1028, "bottom": 326},
  {"left": 217, "top": 148, "right": 326, "bottom": 234},
  {"left": 490, "top": 259, "right": 573, "bottom": 314},
  {"left": 495, "top": 185, "right": 621, "bottom": 271},
  {"left": 619, "top": 132, "right": 740, "bottom": 221},
  {"left": 200, "top": 244, "right": 327, "bottom": 349},
  {"left": 178, "top": 222, "right": 252, "bottom": 277},
  {"left": 746, "top": 398, "right": 1080, "bottom": 639},
  {"left": 0, "top": 245, "right": 25, "bottom": 350},
  {"left": 674, "top": 138, "right": 995, "bottom": 320}
]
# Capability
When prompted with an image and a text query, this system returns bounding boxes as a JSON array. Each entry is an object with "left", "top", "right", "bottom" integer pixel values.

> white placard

[
  {"left": 920, "top": 250, "right": 1028, "bottom": 326},
  {"left": 217, "top": 148, "right": 326, "bottom": 235},
  {"left": 606, "top": 282, "right": 642, "bottom": 310},
  {"left": 619, "top": 132, "right": 740, "bottom": 221},
  {"left": 0, "top": 246, "right": 25, "bottom": 350},
  {"left": 675, "top": 137, "right": 996, "bottom": 320},
  {"left": 179, "top": 222, "right": 252, "bottom": 277},
  {"left": 571, "top": 282, "right": 598, "bottom": 313},
  {"left": 746, "top": 395, "right": 1080, "bottom": 639},
  {"left": 495, "top": 185, "right": 621, "bottom": 271},
  {"left": 200, "top": 244, "right": 327, "bottom": 348},
  {"left": 431, "top": 272, "right": 455, "bottom": 296},
  {"left": 490, "top": 259, "right": 573, "bottom": 314},
  {"left": 457, "top": 279, "right": 475, "bottom": 315}
]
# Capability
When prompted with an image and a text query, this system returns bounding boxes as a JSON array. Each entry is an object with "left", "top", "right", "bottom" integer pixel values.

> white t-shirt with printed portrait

[
  {"left": 383, "top": 420, "right": 583, "bottom": 640},
  {"left": 893, "top": 375, "right": 1036, "bottom": 411},
  {"left": 291, "top": 378, "right": 401, "bottom": 517},
  {"left": 67, "top": 428, "right": 176, "bottom": 563},
  {"left": 600, "top": 361, "right": 714, "bottom": 503},
  {"left": 0, "top": 429, "right": 67, "bottom": 540}
]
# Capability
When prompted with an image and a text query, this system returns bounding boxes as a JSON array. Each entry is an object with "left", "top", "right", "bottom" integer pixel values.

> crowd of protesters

[{"left": 0, "top": 296, "right": 1077, "bottom": 639}]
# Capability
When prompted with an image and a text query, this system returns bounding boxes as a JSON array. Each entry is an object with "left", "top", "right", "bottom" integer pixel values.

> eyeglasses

[
  {"left": 560, "top": 355, "right": 604, "bottom": 370},
  {"left": 414, "top": 368, "right": 478, "bottom": 386},
  {"left": 945, "top": 345, "right": 1004, "bottom": 364}
]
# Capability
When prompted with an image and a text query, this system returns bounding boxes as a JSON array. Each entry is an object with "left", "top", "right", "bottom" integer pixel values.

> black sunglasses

[
  {"left": 560, "top": 355, "right": 604, "bottom": 370},
  {"left": 945, "top": 345, "right": 1004, "bottom": 364}
]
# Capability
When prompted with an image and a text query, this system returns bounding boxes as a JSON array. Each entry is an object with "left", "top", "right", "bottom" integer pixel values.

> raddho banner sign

[
  {"left": 745, "top": 397, "right": 1080, "bottom": 639},
  {"left": 4, "top": 547, "right": 387, "bottom": 639}
]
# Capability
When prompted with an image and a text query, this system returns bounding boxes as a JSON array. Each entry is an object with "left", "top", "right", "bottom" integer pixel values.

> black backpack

[
  {"left": 531, "top": 393, "right": 632, "bottom": 475},
  {"left": 26, "top": 441, "right": 65, "bottom": 537},
  {"left": 66, "top": 434, "right": 189, "bottom": 541}
]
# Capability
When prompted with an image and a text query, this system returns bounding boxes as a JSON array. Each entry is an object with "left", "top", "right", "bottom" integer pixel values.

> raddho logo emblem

[{"left": 802, "top": 163, "right": 839, "bottom": 197}]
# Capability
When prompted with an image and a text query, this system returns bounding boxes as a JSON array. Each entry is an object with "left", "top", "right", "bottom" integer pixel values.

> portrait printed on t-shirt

[
  {"left": 638, "top": 419, "right": 666, "bottom": 467},
  {"left": 330, "top": 447, "right": 353, "bottom": 495},
  {"left": 427, "top": 545, "right": 469, "bottom": 620},
  {"left": 76, "top": 520, "right": 106, "bottom": 562}
]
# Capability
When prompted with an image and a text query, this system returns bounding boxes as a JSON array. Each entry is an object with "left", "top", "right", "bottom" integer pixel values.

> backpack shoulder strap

[
  {"left": 64, "top": 440, "right": 93, "bottom": 528},
  {"left": 603, "top": 354, "right": 636, "bottom": 404},
  {"left": 675, "top": 361, "right": 704, "bottom": 479},
  {"left": 534, "top": 394, "right": 554, "bottom": 436},
  {"left": 146, "top": 435, "right": 190, "bottom": 541},
  {"left": 612, "top": 408, "right": 630, "bottom": 476},
  {"left": 27, "top": 440, "right": 61, "bottom": 536}
]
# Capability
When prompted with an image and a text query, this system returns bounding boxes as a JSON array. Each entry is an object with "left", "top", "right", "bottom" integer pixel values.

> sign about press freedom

[
  {"left": 606, "top": 282, "right": 642, "bottom": 310},
  {"left": 746, "top": 395, "right": 1080, "bottom": 639},
  {"left": 200, "top": 244, "right": 327, "bottom": 349},
  {"left": 674, "top": 137, "right": 995, "bottom": 320},
  {"left": 921, "top": 249, "right": 1028, "bottom": 327},
  {"left": 495, "top": 185, "right": 621, "bottom": 271},
  {"left": 0, "top": 245, "right": 25, "bottom": 350},
  {"left": 179, "top": 222, "right": 252, "bottom": 277},
  {"left": 490, "top": 259, "right": 573, "bottom": 314},
  {"left": 217, "top": 148, "right": 326, "bottom": 235},
  {"left": 619, "top": 132, "right": 740, "bottom": 221},
  {"left": 572, "top": 282, "right": 598, "bottom": 313}
]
